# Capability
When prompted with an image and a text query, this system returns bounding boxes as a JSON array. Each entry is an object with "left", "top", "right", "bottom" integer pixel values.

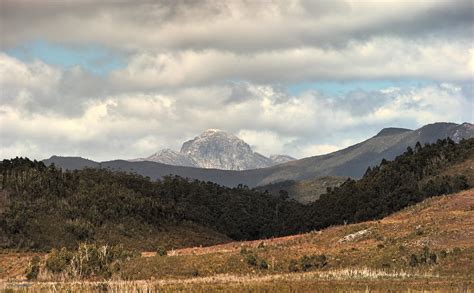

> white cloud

[
  {"left": 0, "top": 53, "right": 61, "bottom": 107},
  {"left": 0, "top": 55, "right": 470, "bottom": 161},
  {"left": 111, "top": 38, "right": 473, "bottom": 89},
  {"left": 0, "top": 1, "right": 472, "bottom": 162}
]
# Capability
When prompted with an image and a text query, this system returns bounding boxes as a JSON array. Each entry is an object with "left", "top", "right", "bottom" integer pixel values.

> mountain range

[
  {"left": 131, "top": 129, "right": 295, "bottom": 170},
  {"left": 44, "top": 122, "right": 473, "bottom": 188}
]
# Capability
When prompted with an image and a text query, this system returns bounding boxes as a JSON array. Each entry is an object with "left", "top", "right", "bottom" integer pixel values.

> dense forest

[{"left": 0, "top": 138, "right": 472, "bottom": 251}]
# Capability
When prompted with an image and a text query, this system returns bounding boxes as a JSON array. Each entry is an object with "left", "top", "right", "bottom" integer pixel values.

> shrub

[
  {"left": 45, "top": 243, "right": 137, "bottom": 279},
  {"left": 259, "top": 259, "right": 269, "bottom": 270},
  {"left": 453, "top": 247, "right": 462, "bottom": 254},
  {"left": 409, "top": 247, "right": 438, "bottom": 267},
  {"left": 245, "top": 253, "right": 257, "bottom": 266},
  {"left": 299, "top": 254, "right": 327, "bottom": 271},
  {"left": 288, "top": 259, "right": 299, "bottom": 272},
  {"left": 25, "top": 256, "right": 41, "bottom": 280},
  {"left": 409, "top": 254, "right": 418, "bottom": 267},
  {"left": 46, "top": 248, "right": 73, "bottom": 273},
  {"left": 156, "top": 246, "right": 167, "bottom": 256}
]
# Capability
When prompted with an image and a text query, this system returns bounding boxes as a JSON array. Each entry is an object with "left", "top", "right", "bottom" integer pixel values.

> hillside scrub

[
  {"left": 44, "top": 243, "right": 138, "bottom": 280},
  {"left": 0, "top": 138, "right": 472, "bottom": 251}
]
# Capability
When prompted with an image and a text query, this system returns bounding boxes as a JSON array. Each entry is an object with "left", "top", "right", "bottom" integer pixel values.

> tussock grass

[{"left": 2, "top": 268, "right": 443, "bottom": 292}]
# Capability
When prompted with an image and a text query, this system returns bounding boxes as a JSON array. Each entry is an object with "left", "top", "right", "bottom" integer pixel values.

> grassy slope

[
  {"left": 3, "top": 188, "right": 472, "bottom": 291},
  {"left": 123, "top": 189, "right": 474, "bottom": 278}
]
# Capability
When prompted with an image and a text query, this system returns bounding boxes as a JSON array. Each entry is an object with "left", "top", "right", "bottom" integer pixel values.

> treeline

[
  {"left": 303, "top": 138, "right": 472, "bottom": 229},
  {"left": 0, "top": 138, "right": 472, "bottom": 250},
  {"left": 0, "top": 158, "right": 302, "bottom": 250}
]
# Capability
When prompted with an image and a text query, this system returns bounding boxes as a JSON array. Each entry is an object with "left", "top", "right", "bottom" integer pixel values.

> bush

[
  {"left": 288, "top": 259, "right": 299, "bottom": 272},
  {"left": 156, "top": 246, "right": 167, "bottom": 256},
  {"left": 46, "top": 248, "right": 73, "bottom": 273},
  {"left": 25, "top": 255, "right": 41, "bottom": 280},
  {"left": 259, "top": 259, "right": 269, "bottom": 270},
  {"left": 245, "top": 253, "right": 257, "bottom": 266},
  {"left": 240, "top": 248, "right": 268, "bottom": 269},
  {"left": 299, "top": 254, "right": 327, "bottom": 271},
  {"left": 409, "top": 254, "right": 419, "bottom": 267},
  {"left": 45, "top": 243, "right": 137, "bottom": 279},
  {"left": 409, "top": 247, "right": 438, "bottom": 267}
]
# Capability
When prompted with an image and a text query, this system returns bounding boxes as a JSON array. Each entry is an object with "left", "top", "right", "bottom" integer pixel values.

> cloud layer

[{"left": 0, "top": 0, "right": 472, "bottom": 161}]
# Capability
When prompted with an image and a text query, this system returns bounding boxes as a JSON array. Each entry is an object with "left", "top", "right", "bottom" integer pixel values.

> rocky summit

[{"left": 133, "top": 129, "right": 295, "bottom": 170}]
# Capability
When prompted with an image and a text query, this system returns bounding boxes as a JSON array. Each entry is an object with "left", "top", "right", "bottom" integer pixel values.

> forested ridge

[{"left": 1, "top": 138, "right": 472, "bottom": 251}]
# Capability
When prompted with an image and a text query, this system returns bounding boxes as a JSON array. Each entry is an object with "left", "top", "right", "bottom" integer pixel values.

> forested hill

[{"left": 1, "top": 138, "right": 472, "bottom": 251}]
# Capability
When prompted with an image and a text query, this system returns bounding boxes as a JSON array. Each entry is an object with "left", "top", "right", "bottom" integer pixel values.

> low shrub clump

[
  {"left": 25, "top": 255, "right": 41, "bottom": 280},
  {"left": 156, "top": 246, "right": 168, "bottom": 256},
  {"left": 288, "top": 254, "right": 328, "bottom": 272},
  {"left": 240, "top": 247, "right": 269, "bottom": 270},
  {"left": 409, "top": 246, "right": 437, "bottom": 267},
  {"left": 45, "top": 243, "right": 138, "bottom": 279}
]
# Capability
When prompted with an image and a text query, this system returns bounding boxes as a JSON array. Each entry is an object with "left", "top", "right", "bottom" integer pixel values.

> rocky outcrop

[{"left": 133, "top": 129, "right": 295, "bottom": 170}]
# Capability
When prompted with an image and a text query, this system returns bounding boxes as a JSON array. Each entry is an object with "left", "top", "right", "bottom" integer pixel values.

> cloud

[
  {"left": 1, "top": 0, "right": 472, "bottom": 52},
  {"left": 0, "top": 1, "right": 472, "bottom": 162},
  {"left": 1, "top": 55, "right": 471, "bottom": 161},
  {"left": 110, "top": 38, "right": 473, "bottom": 89},
  {"left": 0, "top": 53, "right": 111, "bottom": 116}
]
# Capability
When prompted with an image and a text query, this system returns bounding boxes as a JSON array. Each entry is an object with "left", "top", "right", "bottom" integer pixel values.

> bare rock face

[
  {"left": 133, "top": 129, "right": 296, "bottom": 170},
  {"left": 180, "top": 129, "right": 274, "bottom": 170},
  {"left": 269, "top": 154, "right": 296, "bottom": 164},
  {"left": 145, "top": 149, "right": 196, "bottom": 167},
  {"left": 452, "top": 123, "right": 474, "bottom": 142}
]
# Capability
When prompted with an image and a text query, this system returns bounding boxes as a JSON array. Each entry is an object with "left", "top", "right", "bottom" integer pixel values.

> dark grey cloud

[{"left": 1, "top": 0, "right": 472, "bottom": 52}]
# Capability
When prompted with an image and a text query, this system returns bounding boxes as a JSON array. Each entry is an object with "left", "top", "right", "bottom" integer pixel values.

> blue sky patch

[
  {"left": 287, "top": 80, "right": 435, "bottom": 96},
  {"left": 6, "top": 40, "right": 125, "bottom": 75}
]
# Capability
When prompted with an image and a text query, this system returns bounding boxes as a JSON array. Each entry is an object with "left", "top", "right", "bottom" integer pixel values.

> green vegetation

[
  {"left": 304, "top": 138, "right": 472, "bottom": 229},
  {"left": 156, "top": 246, "right": 167, "bottom": 256},
  {"left": 254, "top": 176, "right": 347, "bottom": 203},
  {"left": 298, "top": 254, "right": 328, "bottom": 271},
  {"left": 24, "top": 255, "right": 40, "bottom": 280},
  {"left": 0, "top": 138, "right": 472, "bottom": 251},
  {"left": 44, "top": 243, "right": 138, "bottom": 279},
  {"left": 240, "top": 247, "right": 269, "bottom": 270}
]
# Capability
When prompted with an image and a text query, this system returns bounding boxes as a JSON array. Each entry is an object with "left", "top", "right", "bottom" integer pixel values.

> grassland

[{"left": 1, "top": 188, "right": 473, "bottom": 292}]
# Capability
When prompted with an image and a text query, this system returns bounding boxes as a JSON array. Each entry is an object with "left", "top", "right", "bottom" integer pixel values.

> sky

[{"left": 0, "top": 0, "right": 473, "bottom": 161}]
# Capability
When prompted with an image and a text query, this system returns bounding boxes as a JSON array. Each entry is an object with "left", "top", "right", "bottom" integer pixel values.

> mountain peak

[
  {"left": 376, "top": 127, "right": 412, "bottom": 137},
  {"left": 132, "top": 129, "right": 294, "bottom": 170},
  {"left": 180, "top": 129, "right": 268, "bottom": 170},
  {"left": 203, "top": 128, "right": 223, "bottom": 134}
]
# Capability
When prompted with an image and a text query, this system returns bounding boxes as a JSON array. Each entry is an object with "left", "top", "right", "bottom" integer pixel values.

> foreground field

[{"left": 1, "top": 189, "right": 473, "bottom": 292}]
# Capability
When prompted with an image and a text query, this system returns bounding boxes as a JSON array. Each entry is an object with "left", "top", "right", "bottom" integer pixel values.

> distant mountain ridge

[
  {"left": 132, "top": 129, "right": 296, "bottom": 170},
  {"left": 43, "top": 122, "right": 474, "bottom": 187}
]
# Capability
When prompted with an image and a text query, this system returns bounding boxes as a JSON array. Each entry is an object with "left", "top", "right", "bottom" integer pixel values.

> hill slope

[
  {"left": 3, "top": 189, "right": 473, "bottom": 291},
  {"left": 2, "top": 138, "right": 472, "bottom": 252},
  {"left": 254, "top": 176, "right": 347, "bottom": 203},
  {"left": 44, "top": 122, "right": 473, "bottom": 187}
]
